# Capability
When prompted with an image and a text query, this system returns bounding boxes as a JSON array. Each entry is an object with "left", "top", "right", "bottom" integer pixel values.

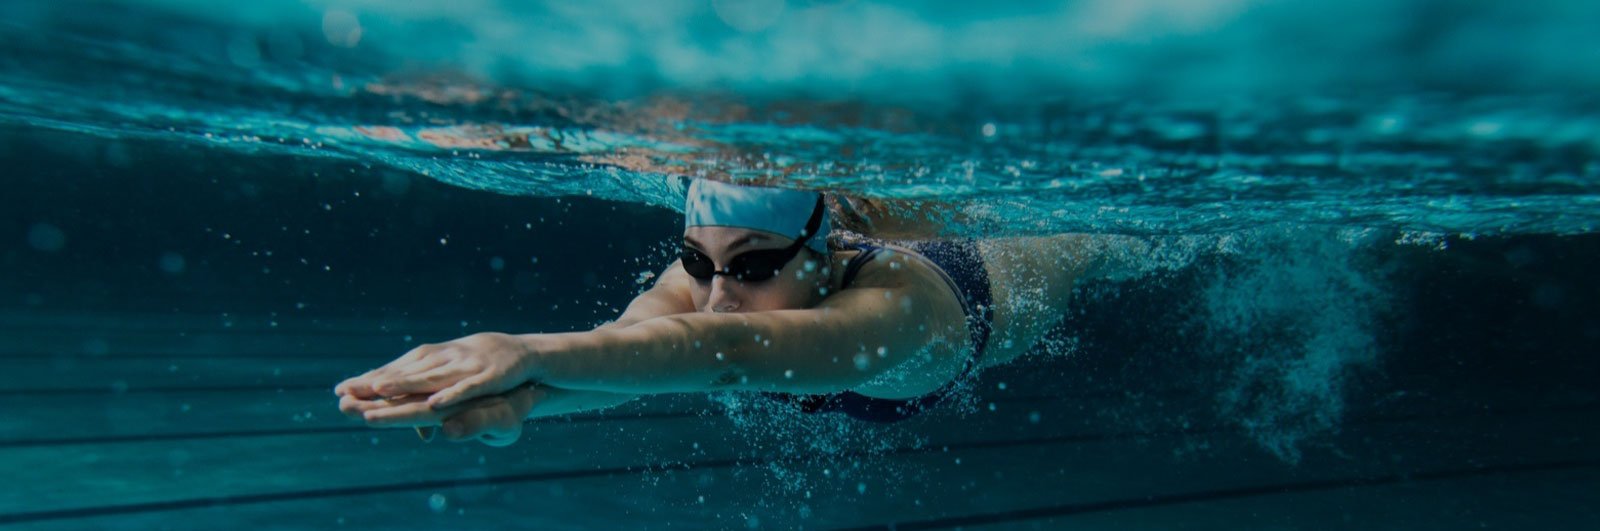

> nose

[{"left": 705, "top": 276, "right": 741, "bottom": 313}]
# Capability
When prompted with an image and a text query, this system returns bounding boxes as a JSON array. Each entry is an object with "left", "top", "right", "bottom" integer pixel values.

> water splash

[
  {"left": 704, "top": 391, "right": 928, "bottom": 498},
  {"left": 1200, "top": 227, "right": 1390, "bottom": 462}
]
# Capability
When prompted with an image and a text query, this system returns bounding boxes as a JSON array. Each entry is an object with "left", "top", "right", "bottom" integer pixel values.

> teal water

[
  {"left": 2, "top": 1, "right": 1598, "bottom": 528},
  {"left": 3, "top": 0, "right": 1598, "bottom": 235}
]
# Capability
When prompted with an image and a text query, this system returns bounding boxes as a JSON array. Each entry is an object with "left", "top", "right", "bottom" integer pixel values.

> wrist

[
  {"left": 512, "top": 333, "right": 549, "bottom": 382},
  {"left": 515, "top": 330, "right": 596, "bottom": 383}
]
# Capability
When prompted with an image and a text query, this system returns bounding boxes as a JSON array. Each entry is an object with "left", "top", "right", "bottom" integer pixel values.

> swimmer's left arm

[{"left": 598, "top": 258, "right": 697, "bottom": 330}]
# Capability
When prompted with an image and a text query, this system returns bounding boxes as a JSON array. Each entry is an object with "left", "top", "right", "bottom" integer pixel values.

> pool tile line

[
  {"left": 0, "top": 391, "right": 1587, "bottom": 449},
  {"left": 0, "top": 410, "right": 707, "bottom": 448},
  {"left": 0, "top": 383, "right": 337, "bottom": 396},
  {"left": 0, "top": 392, "right": 1094, "bottom": 448},
  {"left": 0, "top": 404, "right": 1593, "bottom": 526},
  {"left": 0, "top": 458, "right": 737, "bottom": 526},
  {"left": 0, "top": 352, "right": 402, "bottom": 360},
  {"left": 832, "top": 459, "right": 1600, "bottom": 531}
]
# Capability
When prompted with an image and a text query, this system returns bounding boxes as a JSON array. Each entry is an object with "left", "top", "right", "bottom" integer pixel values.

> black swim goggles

[{"left": 681, "top": 195, "right": 826, "bottom": 282}]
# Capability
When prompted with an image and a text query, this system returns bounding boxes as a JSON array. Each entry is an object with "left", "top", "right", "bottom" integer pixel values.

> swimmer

[{"left": 335, "top": 179, "right": 1107, "bottom": 446}]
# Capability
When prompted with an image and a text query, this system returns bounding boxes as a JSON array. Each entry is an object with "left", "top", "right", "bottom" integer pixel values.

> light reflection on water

[{"left": 1, "top": 0, "right": 1597, "bottom": 235}]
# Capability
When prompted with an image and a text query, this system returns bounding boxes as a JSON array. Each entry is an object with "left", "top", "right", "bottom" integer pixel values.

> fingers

[
  {"left": 340, "top": 393, "right": 456, "bottom": 430},
  {"left": 338, "top": 393, "right": 373, "bottom": 419},
  {"left": 358, "top": 356, "right": 451, "bottom": 397},
  {"left": 341, "top": 355, "right": 452, "bottom": 399},
  {"left": 346, "top": 394, "right": 534, "bottom": 448},
  {"left": 369, "top": 362, "right": 465, "bottom": 398},
  {"left": 426, "top": 373, "right": 493, "bottom": 410},
  {"left": 362, "top": 398, "right": 456, "bottom": 428},
  {"left": 339, "top": 393, "right": 425, "bottom": 420},
  {"left": 334, "top": 343, "right": 443, "bottom": 397},
  {"left": 336, "top": 364, "right": 393, "bottom": 398},
  {"left": 334, "top": 370, "right": 384, "bottom": 399}
]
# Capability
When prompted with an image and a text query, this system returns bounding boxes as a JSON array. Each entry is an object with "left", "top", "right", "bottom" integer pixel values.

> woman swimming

[{"left": 335, "top": 178, "right": 1100, "bottom": 446}]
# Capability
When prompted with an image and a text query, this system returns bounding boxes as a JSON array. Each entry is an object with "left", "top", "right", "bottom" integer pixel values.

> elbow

[{"left": 652, "top": 314, "right": 752, "bottom": 391}]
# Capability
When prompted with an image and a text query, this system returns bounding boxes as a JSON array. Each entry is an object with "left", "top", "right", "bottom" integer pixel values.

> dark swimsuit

[{"left": 765, "top": 240, "right": 994, "bottom": 422}]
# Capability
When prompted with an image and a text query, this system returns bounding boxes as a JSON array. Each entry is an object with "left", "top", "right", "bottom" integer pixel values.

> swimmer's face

[{"left": 682, "top": 226, "right": 827, "bottom": 313}]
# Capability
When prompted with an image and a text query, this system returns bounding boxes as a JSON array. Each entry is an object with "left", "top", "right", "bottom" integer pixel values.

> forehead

[{"left": 683, "top": 226, "right": 789, "bottom": 250}]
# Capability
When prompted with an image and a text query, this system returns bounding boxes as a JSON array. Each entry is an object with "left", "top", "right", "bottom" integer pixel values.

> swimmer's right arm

[
  {"left": 510, "top": 260, "right": 695, "bottom": 418},
  {"left": 341, "top": 261, "right": 694, "bottom": 437}
]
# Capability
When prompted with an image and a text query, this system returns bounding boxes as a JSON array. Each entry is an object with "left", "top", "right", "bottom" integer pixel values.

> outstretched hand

[
  {"left": 338, "top": 383, "right": 540, "bottom": 447},
  {"left": 334, "top": 332, "right": 537, "bottom": 410}
]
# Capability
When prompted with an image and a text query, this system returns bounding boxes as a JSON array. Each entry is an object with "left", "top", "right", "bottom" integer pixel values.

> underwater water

[{"left": 3, "top": 0, "right": 1598, "bottom": 528}]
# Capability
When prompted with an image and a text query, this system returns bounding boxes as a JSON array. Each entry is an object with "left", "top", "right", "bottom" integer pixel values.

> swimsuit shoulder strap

[{"left": 839, "top": 243, "right": 884, "bottom": 289}]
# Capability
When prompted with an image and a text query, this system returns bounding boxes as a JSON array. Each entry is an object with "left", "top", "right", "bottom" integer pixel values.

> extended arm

[
  {"left": 523, "top": 254, "right": 968, "bottom": 397},
  {"left": 354, "top": 250, "right": 971, "bottom": 411},
  {"left": 335, "top": 260, "right": 696, "bottom": 413},
  {"left": 506, "top": 259, "right": 702, "bottom": 415}
]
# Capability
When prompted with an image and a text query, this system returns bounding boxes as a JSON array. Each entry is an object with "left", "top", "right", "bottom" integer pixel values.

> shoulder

[
  {"left": 831, "top": 243, "right": 959, "bottom": 304},
  {"left": 818, "top": 242, "right": 974, "bottom": 397}
]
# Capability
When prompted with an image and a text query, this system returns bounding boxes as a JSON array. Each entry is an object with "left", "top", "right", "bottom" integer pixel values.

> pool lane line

[
  {"left": 0, "top": 390, "right": 1157, "bottom": 448},
  {"left": 0, "top": 379, "right": 1119, "bottom": 396},
  {"left": 0, "top": 374, "right": 1145, "bottom": 396},
  {"left": 0, "top": 365, "right": 1110, "bottom": 396},
  {"left": 0, "top": 410, "right": 707, "bottom": 448},
  {"left": 1, "top": 403, "right": 1594, "bottom": 526},
  {"left": 0, "top": 389, "right": 1584, "bottom": 449},
  {"left": 832, "top": 459, "right": 1600, "bottom": 531},
  {"left": 0, "top": 352, "right": 406, "bottom": 359},
  {"left": 0, "top": 324, "right": 545, "bottom": 336},
  {"left": 0, "top": 457, "right": 761, "bottom": 526},
  {"left": 0, "top": 383, "right": 342, "bottom": 396}
]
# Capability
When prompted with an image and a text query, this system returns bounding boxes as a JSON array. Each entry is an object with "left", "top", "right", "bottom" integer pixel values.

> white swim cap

[{"left": 684, "top": 179, "right": 831, "bottom": 254}]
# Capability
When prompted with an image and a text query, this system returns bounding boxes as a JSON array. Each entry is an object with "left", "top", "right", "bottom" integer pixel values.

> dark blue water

[{"left": 2, "top": 1, "right": 1598, "bottom": 528}]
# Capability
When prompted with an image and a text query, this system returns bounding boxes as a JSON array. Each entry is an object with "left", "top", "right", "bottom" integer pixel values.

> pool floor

[{"left": 2, "top": 312, "right": 1596, "bottom": 529}]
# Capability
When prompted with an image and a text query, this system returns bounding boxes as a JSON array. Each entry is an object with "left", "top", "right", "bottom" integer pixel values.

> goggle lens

[{"left": 681, "top": 247, "right": 790, "bottom": 282}]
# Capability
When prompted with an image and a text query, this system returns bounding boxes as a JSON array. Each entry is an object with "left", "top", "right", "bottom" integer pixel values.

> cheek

[
  {"left": 742, "top": 290, "right": 790, "bottom": 311},
  {"left": 756, "top": 277, "right": 816, "bottom": 310},
  {"left": 689, "top": 282, "right": 710, "bottom": 309},
  {"left": 694, "top": 275, "right": 815, "bottom": 312}
]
